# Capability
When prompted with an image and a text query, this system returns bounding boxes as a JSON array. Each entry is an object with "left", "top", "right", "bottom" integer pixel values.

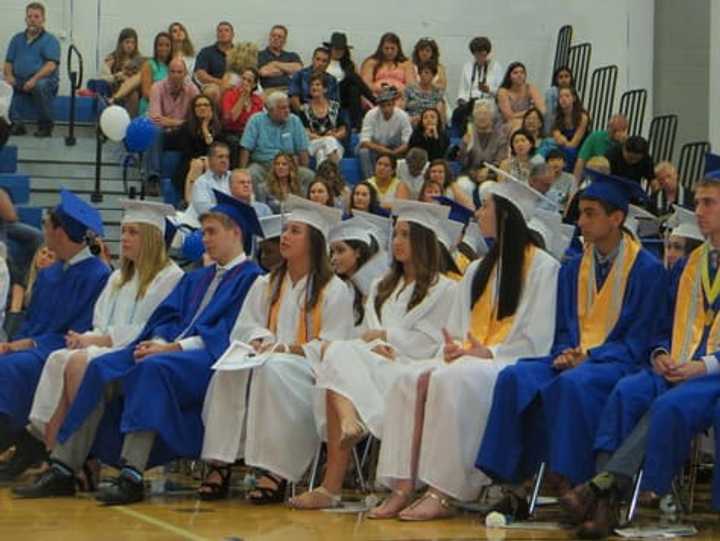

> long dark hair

[
  {"left": 152, "top": 32, "right": 173, "bottom": 64},
  {"left": 439, "top": 244, "right": 462, "bottom": 276},
  {"left": 307, "top": 179, "right": 335, "bottom": 207},
  {"left": 108, "top": 28, "right": 139, "bottom": 72},
  {"left": 186, "top": 94, "right": 222, "bottom": 138},
  {"left": 552, "top": 87, "right": 587, "bottom": 133},
  {"left": 349, "top": 181, "right": 381, "bottom": 214},
  {"left": 500, "top": 61, "right": 526, "bottom": 89},
  {"left": 552, "top": 65, "right": 575, "bottom": 88},
  {"left": 336, "top": 239, "right": 375, "bottom": 326},
  {"left": 374, "top": 221, "right": 440, "bottom": 320},
  {"left": 412, "top": 38, "right": 440, "bottom": 66},
  {"left": 470, "top": 196, "right": 540, "bottom": 319},
  {"left": 509, "top": 128, "right": 536, "bottom": 156},
  {"left": 425, "top": 158, "right": 454, "bottom": 190},
  {"left": 371, "top": 32, "right": 408, "bottom": 78},
  {"left": 270, "top": 225, "right": 334, "bottom": 313}
]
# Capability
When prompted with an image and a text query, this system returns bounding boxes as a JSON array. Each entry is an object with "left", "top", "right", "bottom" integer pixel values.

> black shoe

[
  {"left": 96, "top": 469, "right": 144, "bottom": 506},
  {"left": 33, "top": 125, "right": 53, "bottom": 138},
  {"left": 12, "top": 466, "right": 76, "bottom": 498},
  {"left": 9, "top": 123, "right": 27, "bottom": 136},
  {"left": 0, "top": 431, "right": 48, "bottom": 481}
]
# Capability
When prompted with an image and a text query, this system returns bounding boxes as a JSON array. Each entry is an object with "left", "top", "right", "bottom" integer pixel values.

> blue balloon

[{"left": 124, "top": 116, "right": 158, "bottom": 153}]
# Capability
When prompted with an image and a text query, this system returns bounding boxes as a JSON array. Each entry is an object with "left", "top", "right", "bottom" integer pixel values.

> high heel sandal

[
  {"left": 197, "top": 464, "right": 232, "bottom": 501},
  {"left": 366, "top": 488, "right": 412, "bottom": 519},
  {"left": 248, "top": 470, "right": 287, "bottom": 505}
]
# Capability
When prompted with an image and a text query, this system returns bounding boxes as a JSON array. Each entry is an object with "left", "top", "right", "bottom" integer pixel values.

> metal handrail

[{"left": 65, "top": 44, "right": 84, "bottom": 146}]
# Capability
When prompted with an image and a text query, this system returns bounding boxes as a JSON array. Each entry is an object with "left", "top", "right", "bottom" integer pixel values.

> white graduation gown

[
  {"left": 377, "top": 251, "right": 560, "bottom": 500},
  {"left": 314, "top": 275, "right": 455, "bottom": 440},
  {"left": 28, "top": 262, "right": 183, "bottom": 433},
  {"left": 201, "top": 273, "right": 354, "bottom": 481}
]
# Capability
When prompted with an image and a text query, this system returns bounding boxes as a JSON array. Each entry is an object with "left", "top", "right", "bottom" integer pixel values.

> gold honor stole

[
  {"left": 671, "top": 245, "right": 720, "bottom": 363},
  {"left": 466, "top": 245, "right": 537, "bottom": 348},
  {"left": 455, "top": 252, "right": 472, "bottom": 274},
  {"left": 577, "top": 235, "right": 641, "bottom": 352},
  {"left": 267, "top": 278, "right": 324, "bottom": 345}
]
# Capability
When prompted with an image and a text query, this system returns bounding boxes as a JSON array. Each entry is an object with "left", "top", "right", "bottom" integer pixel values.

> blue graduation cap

[
  {"left": 581, "top": 169, "right": 646, "bottom": 214},
  {"left": 210, "top": 190, "right": 264, "bottom": 253},
  {"left": 704, "top": 152, "right": 720, "bottom": 175},
  {"left": 54, "top": 189, "right": 104, "bottom": 242},
  {"left": 433, "top": 196, "right": 475, "bottom": 225}
]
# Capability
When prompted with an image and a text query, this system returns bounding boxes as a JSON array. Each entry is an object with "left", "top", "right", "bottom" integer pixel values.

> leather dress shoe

[
  {"left": 12, "top": 467, "right": 76, "bottom": 498},
  {"left": 96, "top": 470, "right": 144, "bottom": 506}
]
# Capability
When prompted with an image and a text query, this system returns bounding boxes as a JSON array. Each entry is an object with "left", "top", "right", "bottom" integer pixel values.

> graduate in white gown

[
  {"left": 288, "top": 200, "right": 456, "bottom": 509},
  {"left": 28, "top": 200, "right": 183, "bottom": 449},
  {"left": 368, "top": 174, "right": 561, "bottom": 520},
  {"left": 199, "top": 195, "right": 355, "bottom": 503}
]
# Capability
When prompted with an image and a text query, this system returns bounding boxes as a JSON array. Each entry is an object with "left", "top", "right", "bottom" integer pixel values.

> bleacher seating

[
  {"left": 0, "top": 145, "right": 18, "bottom": 173},
  {"left": 10, "top": 94, "right": 98, "bottom": 125}
]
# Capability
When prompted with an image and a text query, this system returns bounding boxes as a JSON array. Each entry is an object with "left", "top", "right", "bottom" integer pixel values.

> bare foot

[
  {"left": 367, "top": 490, "right": 412, "bottom": 519},
  {"left": 398, "top": 490, "right": 455, "bottom": 521},
  {"left": 288, "top": 487, "right": 341, "bottom": 510}
]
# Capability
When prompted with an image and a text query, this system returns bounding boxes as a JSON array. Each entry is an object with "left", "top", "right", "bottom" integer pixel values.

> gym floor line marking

[{"left": 111, "top": 505, "right": 211, "bottom": 541}]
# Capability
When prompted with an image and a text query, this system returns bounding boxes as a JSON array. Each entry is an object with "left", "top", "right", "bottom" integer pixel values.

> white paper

[
  {"left": 211, "top": 341, "right": 271, "bottom": 371},
  {"left": 614, "top": 525, "right": 698, "bottom": 539}
]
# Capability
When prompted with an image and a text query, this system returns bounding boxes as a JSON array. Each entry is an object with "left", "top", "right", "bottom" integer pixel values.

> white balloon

[{"left": 99, "top": 105, "right": 131, "bottom": 142}]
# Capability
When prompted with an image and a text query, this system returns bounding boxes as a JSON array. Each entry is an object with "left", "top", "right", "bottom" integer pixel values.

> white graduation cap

[
  {"left": 328, "top": 217, "right": 373, "bottom": 245},
  {"left": 529, "top": 208, "right": 575, "bottom": 260},
  {"left": 484, "top": 163, "right": 556, "bottom": 222},
  {"left": 352, "top": 210, "right": 393, "bottom": 251},
  {"left": 461, "top": 221, "right": 489, "bottom": 256},
  {"left": 283, "top": 194, "right": 342, "bottom": 239},
  {"left": 437, "top": 218, "right": 465, "bottom": 251},
  {"left": 392, "top": 200, "right": 450, "bottom": 234},
  {"left": 120, "top": 199, "right": 175, "bottom": 234},
  {"left": 351, "top": 252, "right": 390, "bottom": 297},
  {"left": 259, "top": 213, "right": 289, "bottom": 240},
  {"left": 665, "top": 205, "right": 704, "bottom": 242},
  {"left": 626, "top": 204, "right": 660, "bottom": 239}
]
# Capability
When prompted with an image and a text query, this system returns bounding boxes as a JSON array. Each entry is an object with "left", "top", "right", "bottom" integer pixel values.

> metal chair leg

[
  {"left": 352, "top": 446, "right": 367, "bottom": 492},
  {"left": 625, "top": 469, "right": 643, "bottom": 524},
  {"left": 528, "top": 462, "right": 546, "bottom": 517},
  {"left": 308, "top": 444, "right": 323, "bottom": 491}
]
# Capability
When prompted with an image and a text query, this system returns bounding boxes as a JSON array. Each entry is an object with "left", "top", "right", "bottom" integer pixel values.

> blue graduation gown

[
  {"left": 476, "top": 248, "right": 668, "bottom": 484},
  {"left": 57, "top": 260, "right": 262, "bottom": 468},
  {"left": 0, "top": 257, "right": 109, "bottom": 429}
]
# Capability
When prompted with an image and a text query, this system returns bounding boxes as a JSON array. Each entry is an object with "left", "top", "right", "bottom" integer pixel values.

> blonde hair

[
  {"left": 226, "top": 42, "right": 259, "bottom": 74},
  {"left": 586, "top": 156, "right": 610, "bottom": 174},
  {"left": 267, "top": 152, "right": 301, "bottom": 201},
  {"left": 655, "top": 160, "right": 677, "bottom": 177},
  {"left": 116, "top": 223, "right": 170, "bottom": 299},
  {"left": 24, "top": 245, "right": 51, "bottom": 308}
]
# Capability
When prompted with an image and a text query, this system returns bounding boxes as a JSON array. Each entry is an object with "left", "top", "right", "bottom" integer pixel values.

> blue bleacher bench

[
  {"left": 0, "top": 174, "right": 30, "bottom": 204},
  {"left": 17, "top": 206, "right": 43, "bottom": 229},
  {"left": 10, "top": 94, "right": 98, "bottom": 124},
  {"left": 0, "top": 145, "right": 18, "bottom": 173}
]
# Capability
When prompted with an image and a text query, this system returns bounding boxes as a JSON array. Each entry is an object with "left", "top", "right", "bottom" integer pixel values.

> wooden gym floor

[{"left": 1, "top": 468, "right": 718, "bottom": 540}]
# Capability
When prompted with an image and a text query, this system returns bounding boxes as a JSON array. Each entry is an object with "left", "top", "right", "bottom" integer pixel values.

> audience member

[
  {"left": 426, "top": 158, "right": 473, "bottom": 209},
  {"left": 545, "top": 148, "right": 576, "bottom": 209},
  {"left": 264, "top": 152, "right": 302, "bottom": 213},
  {"left": 299, "top": 73, "right": 347, "bottom": 164},
  {"left": 168, "top": 22, "right": 196, "bottom": 78},
  {"left": 408, "top": 108, "right": 449, "bottom": 161},
  {"left": 220, "top": 67, "right": 263, "bottom": 160},
  {"left": 101, "top": 28, "right": 143, "bottom": 115},
  {"left": 550, "top": 87, "right": 589, "bottom": 170},
  {"left": 307, "top": 178, "right": 335, "bottom": 207},
  {"left": 418, "top": 177, "right": 444, "bottom": 203},
  {"left": 221, "top": 42, "right": 259, "bottom": 92},
  {"left": 194, "top": 21, "right": 235, "bottom": 103},
  {"left": 323, "top": 32, "right": 375, "bottom": 131},
  {"left": 288, "top": 47, "right": 338, "bottom": 111},
  {"left": 522, "top": 107, "right": 555, "bottom": 157},
  {"left": 257, "top": 25, "right": 303, "bottom": 94},
  {"left": 606, "top": 135, "right": 654, "bottom": 185},
  {"left": 4, "top": 2, "right": 61, "bottom": 137},
  {"left": 357, "top": 86, "right": 412, "bottom": 179},
  {"left": 347, "top": 181, "right": 382, "bottom": 215},
  {"left": 173, "top": 94, "right": 225, "bottom": 201},
  {"left": 457, "top": 100, "right": 508, "bottom": 186},
  {"left": 396, "top": 147, "right": 429, "bottom": 199},
  {"left": 496, "top": 61, "right": 545, "bottom": 132},
  {"left": 411, "top": 38, "right": 447, "bottom": 91},
  {"left": 649, "top": 161, "right": 693, "bottom": 216},
  {"left": 527, "top": 161, "right": 562, "bottom": 211},
  {"left": 229, "top": 169, "right": 272, "bottom": 218},
  {"left": 361, "top": 33, "right": 416, "bottom": 98},
  {"left": 452, "top": 36, "right": 503, "bottom": 133},
  {"left": 500, "top": 128, "right": 542, "bottom": 182},
  {"left": 239, "top": 92, "right": 313, "bottom": 199},
  {"left": 188, "top": 142, "right": 232, "bottom": 218},
  {"left": 405, "top": 63, "right": 446, "bottom": 125},
  {"left": 366, "top": 154, "right": 410, "bottom": 208},
  {"left": 544, "top": 66, "right": 574, "bottom": 132},
  {"left": 315, "top": 159, "right": 350, "bottom": 208},
  {"left": 8, "top": 244, "right": 53, "bottom": 315},
  {"left": 138, "top": 32, "right": 173, "bottom": 117},
  {"left": 573, "top": 114, "right": 628, "bottom": 180}
]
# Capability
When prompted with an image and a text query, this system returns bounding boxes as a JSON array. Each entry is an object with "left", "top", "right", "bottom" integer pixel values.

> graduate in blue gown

[
  {"left": 0, "top": 190, "right": 109, "bottom": 478},
  {"left": 475, "top": 171, "right": 669, "bottom": 519},
  {"left": 557, "top": 174, "right": 720, "bottom": 539},
  {"left": 14, "top": 191, "right": 264, "bottom": 505}
]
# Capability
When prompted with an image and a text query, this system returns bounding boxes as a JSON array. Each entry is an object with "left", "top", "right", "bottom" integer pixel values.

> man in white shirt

[
  {"left": 189, "top": 142, "right": 232, "bottom": 219},
  {"left": 357, "top": 86, "right": 412, "bottom": 179},
  {"left": 452, "top": 37, "right": 504, "bottom": 133}
]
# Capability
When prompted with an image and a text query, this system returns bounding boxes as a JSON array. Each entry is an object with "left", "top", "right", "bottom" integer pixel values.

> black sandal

[
  {"left": 197, "top": 464, "right": 232, "bottom": 501},
  {"left": 248, "top": 471, "right": 287, "bottom": 505}
]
